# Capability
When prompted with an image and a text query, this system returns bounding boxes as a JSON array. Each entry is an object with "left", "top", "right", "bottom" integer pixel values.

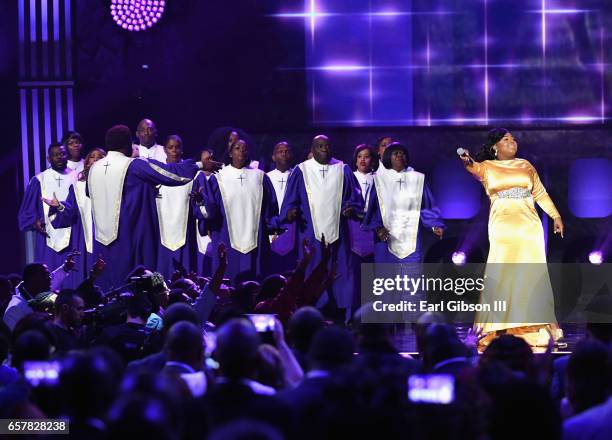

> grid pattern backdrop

[{"left": 273, "top": 0, "right": 612, "bottom": 126}]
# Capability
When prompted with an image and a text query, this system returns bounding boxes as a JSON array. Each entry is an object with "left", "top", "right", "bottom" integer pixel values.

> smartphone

[
  {"left": 408, "top": 374, "right": 455, "bottom": 404},
  {"left": 23, "top": 361, "right": 61, "bottom": 387},
  {"left": 246, "top": 314, "right": 276, "bottom": 333}
]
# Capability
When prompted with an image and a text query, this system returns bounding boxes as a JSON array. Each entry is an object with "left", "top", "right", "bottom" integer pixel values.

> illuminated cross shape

[
  {"left": 104, "top": 162, "right": 111, "bottom": 175},
  {"left": 237, "top": 174, "right": 245, "bottom": 186},
  {"left": 55, "top": 175, "right": 63, "bottom": 187}
]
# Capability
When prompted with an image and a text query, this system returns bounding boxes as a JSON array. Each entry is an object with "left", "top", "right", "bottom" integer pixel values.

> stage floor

[{"left": 393, "top": 323, "right": 584, "bottom": 355}]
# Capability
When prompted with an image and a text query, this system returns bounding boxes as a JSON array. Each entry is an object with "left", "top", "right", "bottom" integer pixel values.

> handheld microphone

[{"left": 456, "top": 147, "right": 473, "bottom": 165}]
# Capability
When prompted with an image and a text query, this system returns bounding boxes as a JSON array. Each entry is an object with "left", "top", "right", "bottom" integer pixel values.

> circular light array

[{"left": 110, "top": 0, "right": 165, "bottom": 32}]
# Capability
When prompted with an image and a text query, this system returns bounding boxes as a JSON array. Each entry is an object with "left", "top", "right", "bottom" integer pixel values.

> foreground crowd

[{"left": 0, "top": 251, "right": 611, "bottom": 440}]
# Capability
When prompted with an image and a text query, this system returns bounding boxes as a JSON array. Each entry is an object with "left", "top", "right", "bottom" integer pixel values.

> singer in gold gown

[{"left": 461, "top": 129, "right": 564, "bottom": 347}]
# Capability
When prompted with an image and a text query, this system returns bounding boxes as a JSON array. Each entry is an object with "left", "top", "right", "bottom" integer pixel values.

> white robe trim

[
  {"left": 156, "top": 181, "right": 194, "bottom": 251},
  {"left": 137, "top": 143, "right": 167, "bottom": 163},
  {"left": 37, "top": 168, "right": 78, "bottom": 252},
  {"left": 267, "top": 168, "right": 292, "bottom": 211},
  {"left": 354, "top": 170, "right": 374, "bottom": 211},
  {"left": 374, "top": 168, "right": 424, "bottom": 259},
  {"left": 88, "top": 151, "right": 134, "bottom": 246},
  {"left": 73, "top": 180, "right": 94, "bottom": 253},
  {"left": 67, "top": 159, "right": 84, "bottom": 174},
  {"left": 196, "top": 172, "right": 212, "bottom": 254},
  {"left": 216, "top": 165, "right": 263, "bottom": 254},
  {"left": 299, "top": 158, "right": 344, "bottom": 244}
]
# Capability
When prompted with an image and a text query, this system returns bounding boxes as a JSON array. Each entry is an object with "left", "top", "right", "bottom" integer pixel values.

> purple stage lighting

[
  {"left": 451, "top": 251, "right": 466, "bottom": 266},
  {"left": 110, "top": 0, "right": 165, "bottom": 32},
  {"left": 588, "top": 251, "right": 603, "bottom": 265}
]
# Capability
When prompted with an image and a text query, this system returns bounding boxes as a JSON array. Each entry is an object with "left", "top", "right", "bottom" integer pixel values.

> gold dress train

[{"left": 466, "top": 159, "right": 561, "bottom": 345}]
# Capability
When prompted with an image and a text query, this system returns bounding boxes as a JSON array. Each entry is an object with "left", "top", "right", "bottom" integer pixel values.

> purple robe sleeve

[
  {"left": 131, "top": 158, "right": 200, "bottom": 186},
  {"left": 191, "top": 173, "right": 207, "bottom": 221},
  {"left": 202, "top": 176, "right": 222, "bottom": 228},
  {"left": 262, "top": 174, "right": 280, "bottom": 231},
  {"left": 278, "top": 166, "right": 303, "bottom": 223},
  {"left": 420, "top": 182, "right": 445, "bottom": 229},
  {"left": 362, "top": 183, "right": 383, "bottom": 231},
  {"left": 342, "top": 164, "right": 365, "bottom": 212},
  {"left": 18, "top": 177, "right": 42, "bottom": 232},
  {"left": 50, "top": 185, "right": 79, "bottom": 228}
]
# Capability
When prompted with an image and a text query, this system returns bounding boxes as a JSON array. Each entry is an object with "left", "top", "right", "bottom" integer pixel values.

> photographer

[{"left": 94, "top": 294, "right": 153, "bottom": 365}]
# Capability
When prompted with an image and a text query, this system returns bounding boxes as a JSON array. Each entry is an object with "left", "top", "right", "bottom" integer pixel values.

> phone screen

[
  {"left": 408, "top": 374, "right": 455, "bottom": 404},
  {"left": 23, "top": 361, "right": 61, "bottom": 387},
  {"left": 246, "top": 314, "right": 276, "bottom": 333}
]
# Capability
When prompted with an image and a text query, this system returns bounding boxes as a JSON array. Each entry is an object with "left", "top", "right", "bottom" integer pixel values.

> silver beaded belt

[{"left": 495, "top": 187, "right": 532, "bottom": 199}]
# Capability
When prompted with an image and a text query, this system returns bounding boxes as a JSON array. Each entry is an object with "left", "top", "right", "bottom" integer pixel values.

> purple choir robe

[
  {"left": 49, "top": 182, "right": 94, "bottom": 288},
  {"left": 279, "top": 159, "right": 364, "bottom": 312},
  {"left": 192, "top": 172, "right": 214, "bottom": 277},
  {"left": 363, "top": 177, "right": 444, "bottom": 263},
  {"left": 18, "top": 171, "right": 79, "bottom": 288},
  {"left": 267, "top": 168, "right": 299, "bottom": 275},
  {"left": 88, "top": 153, "right": 200, "bottom": 290},
  {"left": 200, "top": 166, "right": 279, "bottom": 283}
]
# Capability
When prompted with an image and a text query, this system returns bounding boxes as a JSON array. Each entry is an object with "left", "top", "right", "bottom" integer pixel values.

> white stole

[
  {"left": 37, "top": 168, "right": 78, "bottom": 252},
  {"left": 73, "top": 180, "right": 94, "bottom": 253},
  {"left": 267, "top": 168, "right": 292, "bottom": 210},
  {"left": 374, "top": 168, "right": 424, "bottom": 259},
  {"left": 299, "top": 158, "right": 344, "bottom": 244},
  {"left": 137, "top": 143, "right": 167, "bottom": 163},
  {"left": 88, "top": 151, "right": 134, "bottom": 246},
  {"left": 196, "top": 172, "right": 212, "bottom": 254},
  {"left": 67, "top": 159, "right": 84, "bottom": 174},
  {"left": 216, "top": 165, "right": 264, "bottom": 254},
  {"left": 353, "top": 170, "right": 374, "bottom": 211},
  {"left": 156, "top": 181, "right": 194, "bottom": 251}
]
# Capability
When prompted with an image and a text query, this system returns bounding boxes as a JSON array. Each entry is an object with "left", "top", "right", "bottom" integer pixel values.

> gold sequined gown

[{"left": 466, "top": 159, "right": 561, "bottom": 333}]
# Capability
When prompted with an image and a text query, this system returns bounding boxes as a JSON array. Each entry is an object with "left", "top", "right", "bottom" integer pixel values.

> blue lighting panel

[
  {"left": 431, "top": 160, "right": 482, "bottom": 219},
  {"left": 568, "top": 159, "right": 612, "bottom": 218},
  {"left": 273, "top": 0, "right": 612, "bottom": 126}
]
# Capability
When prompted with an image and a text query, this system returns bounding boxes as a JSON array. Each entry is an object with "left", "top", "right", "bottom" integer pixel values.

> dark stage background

[{"left": 3, "top": 1, "right": 611, "bottom": 272}]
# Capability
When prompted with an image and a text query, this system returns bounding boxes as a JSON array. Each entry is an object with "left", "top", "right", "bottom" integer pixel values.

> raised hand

[
  {"left": 63, "top": 250, "right": 81, "bottom": 272},
  {"left": 41, "top": 192, "right": 60, "bottom": 208},
  {"left": 91, "top": 255, "right": 106, "bottom": 278},
  {"left": 301, "top": 239, "right": 314, "bottom": 265},
  {"left": 458, "top": 149, "right": 473, "bottom": 165},
  {"left": 218, "top": 242, "right": 227, "bottom": 264}
]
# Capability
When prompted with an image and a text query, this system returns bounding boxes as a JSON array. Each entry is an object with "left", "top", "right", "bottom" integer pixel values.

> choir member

[
  {"left": 135, "top": 118, "right": 167, "bottom": 162},
  {"left": 18, "top": 143, "right": 78, "bottom": 276},
  {"left": 62, "top": 131, "right": 85, "bottom": 174}
]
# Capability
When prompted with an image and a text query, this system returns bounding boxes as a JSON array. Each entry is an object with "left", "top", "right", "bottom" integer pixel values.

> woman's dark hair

[
  {"left": 61, "top": 131, "right": 83, "bottom": 146},
  {"left": 381, "top": 142, "right": 409, "bottom": 170},
  {"left": 164, "top": 134, "right": 183, "bottom": 148},
  {"left": 352, "top": 144, "right": 378, "bottom": 172},
  {"left": 375, "top": 135, "right": 392, "bottom": 149},
  {"left": 475, "top": 128, "right": 509, "bottom": 162}
]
